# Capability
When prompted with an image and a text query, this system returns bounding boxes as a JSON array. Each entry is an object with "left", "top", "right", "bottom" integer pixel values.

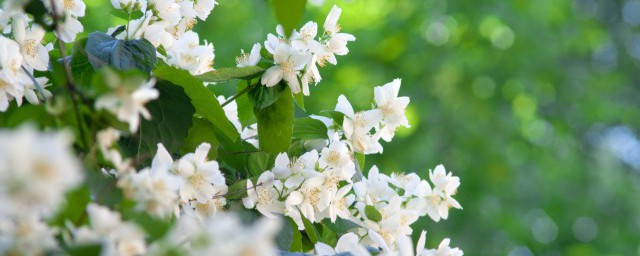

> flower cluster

[
  {"left": 0, "top": 14, "right": 53, "bottom": 112},
  {"left": 108, "top": 0, "right": 217, "bottom": 75},
  {"left": 236, "top": 5, "right": 355, "bottom": 96},
  {"left": 238, "top": 80, "right": 463, "bottom": 255},
  {"left": 0, "top": 125, "right": 83, "bottom": 255}
]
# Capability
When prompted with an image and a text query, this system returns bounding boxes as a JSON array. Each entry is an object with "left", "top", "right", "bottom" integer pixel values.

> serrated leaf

[
  {"left": 293, "top": 118, "right": 328, "bottom": 140},
  {"left": 181, "top": 117, "right": 219, "bottom": 159},
  {"left": 249, "top": 82, "right": 286, "bottom": 110},
  {"left": 198, "top": 66, "right": 265, "bottom": 83},
  {"left": 85, "top": 32, "right": 157, "bottom": 73},
  {"left": 255, "top": 86, "right": 294, "bottom": 154},
  {"left": 364, "top": 205, "right": 382, "bottom": 222},
  {"left": 153, "top": 64, "right": 239, "bottom": 142},
  {"left": 271, "top": 0, "right": 307, "bottom": 37}
]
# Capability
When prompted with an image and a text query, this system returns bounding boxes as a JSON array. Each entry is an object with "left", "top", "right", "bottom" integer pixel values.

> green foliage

[
  {"left": 65, "top": 244, "right": 103, "bottom": 256},
  {"left": 181, "top": 117, "right": 219, "bottom": 159},
  {"left": 123, "top": 210, "right": 172, "bottom": 243},
  {"left": 198, "top": 66, "right": 265, "bottom": 83},
  {"left": 69, "top": 38, "right": 95, "bottom": 88},
  {"left": 320, "top": 223, "right": 338, "bottom": 247},
  {"left": 85, "top": 32, "right": 157, "bottom": 73},
  {"left": 255, "top": 86, "right": 294, "bottom": 154},
  {"left": 293, "top": 117, "right": 328, "bottom": 140},
  {"left": 153, "top": 64, "right": 239, "bottom": 142},
  {"left": 289, "top": 219, "right": 304, "bottom": 252},
  {"left": 248, "top": 82, "right": 286, "bottom": 110},
  {"left": 247, "top": 151, "right": 274, "bottom": 177},
  {"left": 364, "top": 205, "right": 382, "bottom": 222},
  {"left": 120, "top": 81, "right": 195, "bottom": 157},
  {"left": 322, "top": 218, "right": 360, "bottom": 236},
  {"left": 301, "top": 214, "right": 320, "bottom": 244},
  {"left": 48, "top": 185, "right": 91, "bottom": 227},
  {"left": 270, "top": 0, "right": 307, "bottom": 37},
  {"left": 293, "top": 93, "right": 305, "bottom": 111}
]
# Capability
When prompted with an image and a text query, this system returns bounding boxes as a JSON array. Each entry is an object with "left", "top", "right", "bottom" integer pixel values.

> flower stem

[{"left": 221, "top": 80, "right": 258, "bottom": 107}]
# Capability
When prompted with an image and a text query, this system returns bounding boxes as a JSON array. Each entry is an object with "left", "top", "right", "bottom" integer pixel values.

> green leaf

[
  {"left": 255, "top": 86, "right": 294, "bottom": 154},
  {"left": 66, "top": 244, "right": 102, "bottom": 256},
  {"left": 364, "top": 205, "right": 382, "bottom": 222},
  {"left": 153, "top": 64, "right": 239, "bottom": 142},
  {"left": 236, "top": 80, "right": 256, "bottom": 127},
  {"left": 248, "top": 82, "right": 286, "bottom": 110},
  {"left": 123, "top": 210, "right": 172, "bottom": 242},
  {"left": 85, "top": 32, "right": 157, "bottom": 73},
  {"left": 197, "top": 66, "right": 265, "bottom": 83},
  {"left": 247, "top": 151, "right": 274, "bottom": 177},
  {"left": 69, "top": 37, "right": 96, "bottom": 90},
  {"left": 289, "top": 218, "right": 304, "bottom": 252},
  {"left": 181, "top": 117, "right": 219, "bottom": 159},
  {"left": 320, "top": 110, "right": 346, "bottom": 127},
  {"left": 301, "top": 213, "right": 320, "bottom": 244},
  {"left": 225, "top": 179, "right": 249, "bottom": 200},
  {"left": 48, "top": 185, "right": 91, "bottom": 227},
  {"left": 293, "top": 117, "right": 328, "bottom": 140},
  {"left": 320, "top": 223, "right": 338, "bottom": 247},
  {"left": 119, "top": 81, "right": 195, "bottom": 158},
  {"left": 110, "top": 9, "right": 143, "bottom": 20},
  {"left": 293, "top": 92, "right": 305, "bottom": 111},
  {"left": 24, "top": 0, "right": 50, "bottom": 30},
  {"left": 355, "top": 152, "right": 366, "bottom": 171},
  {"left": 275, "top": 216, "right": 295, "bottom": 251},
  {"left": 322, "top": 218, "right": 360, "bottom": 236},
  {"left": 271, "top": 0, "right": 307, "bottom": 37}
]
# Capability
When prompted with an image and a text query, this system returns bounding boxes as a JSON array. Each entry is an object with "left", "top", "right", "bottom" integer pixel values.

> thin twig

[
  {"left": 221, "top": 80, "right": 257, "bottom": 107},
  {"left": 20, "top": 66, "right": 47, "bottom": 101},
  {"left": 49, "top": 0, "right": 88, "bottom": 149},
  {"left": 218, "top": 149, "right": 264, "bottom": 156}
]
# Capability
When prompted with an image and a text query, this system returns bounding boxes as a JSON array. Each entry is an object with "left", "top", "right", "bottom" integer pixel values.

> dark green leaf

[
  {"left": 181, "top": 117, "right": 219, "bottom": 159},
  {"left": 69, "top": 37, "right": 95, "bottom": 89},
  {"left": 248, "top": 82, "right": 286, "bottom": 110},
  {"left": 322, "top": 218, "right": 360, "bottom": 236},
  {"left": 65, "top": 244, "right": 102, "bottom": 256},
  {"left": 275, "top": 216, "right": 295, "bottom": 251},
  {"left": 197, "top": 66, "right": 265, "bottom": 83},
  {"left": 225, "top": 179, "right": 249, "bottom": 200},
  {"left": 85, "top": 32, "right": 157, "bottom": 73},
  {"left": 355, "top": 152, "right": 365, "bottom": 172},
  {"left": 271, "top": 0, "right": 307, "bottom": 37},
  {"left": 48, "top": 185, "right": 91, "bottom": 227},
  {"left": 293, "top": 117, "right": 328, "bottom": 140},
  {"left": 119, "top": 81, "right": 194, "bottom": 159},
  {"left": 247, "top": 151, "right": 274, "bottom": 177},
  {"left": 236, "top": 80, "right": 256, "bottom": 127},
  {"left": 320, "top": 223, "right": 338, "bottom": 247},
  {"left": 255, "top": 86, "right": 294, "bottom": 154},
  {"left": 153, "top": 64, "right": 240, "bottom": 142},
  {"left": 289, "top": 218, "right": 304, "bottom": 252},
  {"left": 24, "top": 0, "right": 50, "bottom": 30},
  {"left": 364, "top": 205, "right": 382, "bottom": 222},
  {"left": 301, "top": 213, "right": 320, "bottom": 244}
]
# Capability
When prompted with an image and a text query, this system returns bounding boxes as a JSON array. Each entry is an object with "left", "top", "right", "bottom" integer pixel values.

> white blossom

[
  {"left": 272, "top": 151, "right": 319, "bottom": 189},
  {"left": 374, "top": 79, "right": 410, "bottom": 141},
  {"left": 261, "top": 44, "right": 309, "bottom": 94},
  {"left": 167, "top": 31, "right": 215, "bottom": 75},
  {"left": 175, "top": 143, "right": 227, "bottom": 203},
  {"left": 236, "top": 43, "right": 262, "bottom": 67},
  {"left": 243, "top": 171, "right": 285, "bottom": 218},
  {"left": 315, "top": 232, "right": 370, "bottom": 256}
]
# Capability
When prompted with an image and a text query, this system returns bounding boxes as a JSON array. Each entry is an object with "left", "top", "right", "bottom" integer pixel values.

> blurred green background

[{"left": 78, "top": 0, "right": 640, "bottom": 255}]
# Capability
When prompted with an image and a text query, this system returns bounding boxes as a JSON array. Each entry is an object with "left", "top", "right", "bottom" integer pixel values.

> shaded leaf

[
  {"left": 301, "top": 213, "right": 320, "bottom": 244},
  {"left": 85, "top": 32, "right": 157, "bottom": 73},
  {"left": 181, "top": 117, "right": 219, "bottom": 159},
  {"left": 271, "top": 0, "right": 307, "bottom": 37},
  {"left": 255, "top": 86, "right": 294, "bottom": 154},
  {"left": 247, "top": 151, "right": 274, "bottom": 177},
  {"left": 294, "top": 92, "right": 305, "bottom": 111},
  {"left": 248, "top": 82, "right": 286, "bottom": 110}
]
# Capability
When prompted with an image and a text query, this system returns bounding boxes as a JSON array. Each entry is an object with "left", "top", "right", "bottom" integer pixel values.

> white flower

[
  {"left": 326, "top": 184, "right": 355, "bottom": 222},
  {"left": 190, "top": 197, "right": 226, "bottom": 219},
  {"left": 353, "top": 166, "right": 395, "bottom": 206},
  {"left": 175, "top": 143, "right": 227, "bottom": 203},
  {"left": 77, "top": 203, "right": 147, "bottom": 256},
  {"left": 56, "top": 16, "right": 84, "bottom": 43},
  {"left": 167, "top": 31, "right": 215, "bottom": 75},
  {"left": 429, "top": 165, "right": 460, "bottom": 197},
  {"left": 285, "top": 176, "right": 325, "bottom": 222},
  {"left": 144, "top": 22, "right": 175, "bottom": 48},
  {"left": 0, "top": 215, "right": 59, "bottom": 255},
  {"left": 217, "top": 95, "right": 242, "bottom": 133},
  {"left": 0, "top": 125, "right": 83, "bottom": 217},
  {"left": 315, "top": 232, "right": 370, "bottom": 256},
  {"left": 149, "top": 0, "right": 181, "bottom": 25},
  {"left": 12, "top": 17, "right": 50, "bottom": 71},
  {"left": 323, "top": 5, "right": 342, "bottom": 35},
  {"left": 0, "top": 71, "right": 26, "bottom": 112},
  {"left": 111, "top": 0, "right": 135, "bottom": 10},
  {"left": 241, "top": 123, "right": 259, "bottom": 148},
  {"left": 243, "top": 171, "right": 285, "bottom": 218},
  {"left": 374, "top": 79, "right": 410, "bottom": 141},
  {"left": 291, "top": 21, "right": 318, "bottom": 51},
  {"left": 272, "top": 151, "right": 319, "bottom": 188},
  {"left": 300, "top": 54, "right": 321, "bottom": 96},
  {"left": 420, "top": 237, "right": 463, "bottom": 256},
  {"left": 236, "top": 43, "right": 261, "bottom": 67},
  {"left": 23, "top": 76, "right": 53, "bottom": 105},
  {"left": 193, "top": 0, "right": 218, "bottom": 20},
  {"left": 335, "top": 95, "right": 384, "bottom": 154},
  {"left": 320, "top": 5, "right": 355, "bottom": 61},
  {"left": 260, "top": 44, "right": 310, "bottom": 94},
  {"left": 94, "top": 72, "right": 159, "bottom": 133},
  {"left": 319, "top": 140, "right": 355, "bottom": 171},
  {"left": 118, "top": 144, "right": 182, "bottom": 218},
  {"left": 0, "top": 35, "right": 24, "bottom": 77}
]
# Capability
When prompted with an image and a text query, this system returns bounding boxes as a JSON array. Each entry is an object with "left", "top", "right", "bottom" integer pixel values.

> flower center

[
  {"left": 189, "top": 174, "right": 207, "bottom": 188},
  {"left": 308, "top": 188, "right": 321, "bottom": 206},
  {"left": 280, "top": 60, "right": 296, "bottom": 78},
  {"left": 64, "top": 0, "right": 75, "bottom": 9},
  {"left": 325, "top": 176, "right": 339, "bottom": 189},
  {"left": 258, "top": 189, "right": 273, "bottom": 203},
  {"left": 22, "top": 39, "right": 38, "bottom": 57},
  {"left": 327, "top": 151, "right": 340, "bottom": 164}
]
